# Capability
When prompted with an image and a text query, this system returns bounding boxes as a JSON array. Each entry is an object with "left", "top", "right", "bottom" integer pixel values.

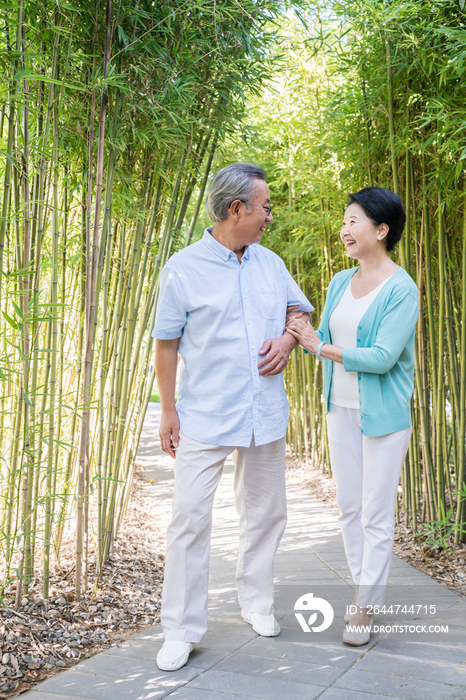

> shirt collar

[{"left": 202, "top": 228, "right": 250, "bottom": 262}]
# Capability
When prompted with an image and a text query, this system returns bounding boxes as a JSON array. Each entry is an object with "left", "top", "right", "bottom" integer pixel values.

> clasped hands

[{"left": 285, "top": 306, "right": 321, "bottom": 354}]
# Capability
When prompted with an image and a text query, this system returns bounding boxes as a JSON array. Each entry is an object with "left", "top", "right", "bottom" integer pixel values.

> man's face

[{"left": 233, "top": 179, "right": 273, "bottom": 246}]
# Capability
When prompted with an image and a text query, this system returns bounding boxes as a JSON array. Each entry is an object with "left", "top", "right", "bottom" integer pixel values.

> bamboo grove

[
  {"left": 220, "top": 0, "right": 466, "bottom": 545},
  {"left": 0, "top": 0, "right": 288, "bottom": 601}
]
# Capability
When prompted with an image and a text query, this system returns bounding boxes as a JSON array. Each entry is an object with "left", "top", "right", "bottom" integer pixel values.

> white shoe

[
  {"left": 241, "top": 609, "right": 280, "bottom": 637},
  {"left": 342, "top": 616, "right": 373, "bottom": 647},
  {"left": 156, "top": 641, "right": 193, "bottom": 671}
]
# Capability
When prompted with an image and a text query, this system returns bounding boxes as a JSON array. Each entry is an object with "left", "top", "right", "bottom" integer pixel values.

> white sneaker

[
  {"left": 156, "top": 641, "right": 193, "bottom": 671},
  {"left": 241, "top": 609, "right": 280, "bottom": 637}
]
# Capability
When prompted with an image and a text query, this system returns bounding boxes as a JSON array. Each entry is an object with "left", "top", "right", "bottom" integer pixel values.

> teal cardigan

[{"left": 316, "top": 266, "right": 419, "bottom": 437}]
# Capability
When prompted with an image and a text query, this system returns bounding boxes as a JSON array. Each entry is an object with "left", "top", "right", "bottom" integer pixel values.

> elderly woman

[{"left": 286, "top": 187, "right": 418, "bottom": 646}]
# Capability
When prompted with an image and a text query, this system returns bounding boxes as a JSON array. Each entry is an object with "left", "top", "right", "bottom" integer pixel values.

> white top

[{"left": 329, "top": 275, "right": 393, "bottom": 408}]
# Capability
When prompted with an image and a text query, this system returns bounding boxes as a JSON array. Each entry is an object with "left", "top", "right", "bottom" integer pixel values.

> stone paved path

[{"left": 23, "top": 404, "right": 466, "bottom": 700}]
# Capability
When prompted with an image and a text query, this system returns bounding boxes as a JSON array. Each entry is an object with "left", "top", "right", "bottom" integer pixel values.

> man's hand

[
  {"left": 159, "top": 408, "right": 180, "bottom": 458},
  {"left": 258, "top": 334, "right": 297, "bottom": 376},
  {"left": 286, "top": 304, "right": 304, "bottom": 326}
]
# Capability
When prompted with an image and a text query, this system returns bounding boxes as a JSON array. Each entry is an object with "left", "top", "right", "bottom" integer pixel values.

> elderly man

[{"left": 153, "top": 162, "right": 313, "bottom": 671}]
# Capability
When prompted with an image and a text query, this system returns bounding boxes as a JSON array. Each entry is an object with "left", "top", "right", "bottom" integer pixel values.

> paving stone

[
  {"left": 72, "top": 652, "right": 161, "bottom": 678},
  {"left": 334, "top": 669, "right": 466, "bottom": 700},
  {"left": 186, "top": 647, "right": 231, "bottom": 670},
  {"left": 323, "top": 565, "right": 351, "bottom": 575},
  {"left": 278, "top": 609, "right": 358, "bottom": 631},
  {"left": 277, "top": 577, "right": 350, "bottom": 587},
  {"left": 388, "top": 569, "right": 435, "bottom": 578},
  {"left": 274, "top": 558, "right": 336, "bottom": 569},
  {"left": 381, "top": 610, "right": 466, "bottom": 625},
  {"left": 355, "top": 651, "right": 466, "bottom": 686},
  {"left": 382, "top": 626, "right": 466, "bottom": 643},
  {"left": 199, "top": 630, "right": 252, "bottom": 652},
  {"left": 264, "top": 622, "right": 347, "bottom": 646},
  {"left": 132, "top": 625, "right": 165, "bottom": 642},
  {"left": 36, "top": 667, "right": 199, "bottom": 700},
  {"left": 215, "top": 651, "right": 343, "bottom": 686},
  {"left": 20, "top": 693, "right": 93, "bottom": 700},
  {"left": 374, "top": 639, "right": 466, "bottom": 665},
  {"left": 384, "top": 589, "right": 461, "bottom": 601},
  {"left": 204, "top": 619, "right": 258, "bottom": 636},
  {"left": 187, "top": 668, "right": 325, "bottom": 699},
  {"left": 110, "top": 639, "right": 163, "bottom": 657},
  {"left": 318, "top": 689, "right": 405, "bottom": 700},
  {"left": 238, "top": 637, "right": 360, "bottom": 668},
  {"left": 313, "top": 560, "right": 349, "bottom": 568},
  {"left": 387, "top": 575, "right": 448, "bottom": 586},
  {"left": 168, "top": 688, "right": 256, "bottom": 700},
  {"left": 275, "top": 548, "right": 318, "bottom": 557},
  {"left": 274, "top": 566, "right": 343, "bottom": 577},
  {"left": 105, "top": 641, "right": 227, "bottom": 670}
]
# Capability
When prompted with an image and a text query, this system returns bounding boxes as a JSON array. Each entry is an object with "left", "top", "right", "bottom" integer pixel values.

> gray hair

[{"left": 205, "top": 163, "right": 266, "bottom": 222}]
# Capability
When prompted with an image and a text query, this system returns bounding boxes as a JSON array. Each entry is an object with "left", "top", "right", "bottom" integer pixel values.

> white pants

[
  {"left": 326, "top": 404, "right": 412, "bottom": 608},
  {"left": 161, "top": 432, "right": 287, "bottom": 642}
]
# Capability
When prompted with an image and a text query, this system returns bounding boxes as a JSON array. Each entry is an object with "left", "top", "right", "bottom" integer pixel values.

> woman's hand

[{"left": 286, "top": 316, "right": 321, "bottom": 354}]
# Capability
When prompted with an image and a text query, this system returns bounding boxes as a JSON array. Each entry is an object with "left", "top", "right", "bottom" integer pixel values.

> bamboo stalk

[
  {"left": 436, "top": 196, "right": 446, "bottom": 520},
  {"left": 455, "top": 177, "right": 466, "bottom": 541},
  {"left": 386, "top": 34, "right": 399, "bottom": 196},
  {"left": 43, "top": 76, "right": 60, "bottom": 600},
  {"left": 76, "top": 0, "right": 112, "bottom": 599}
]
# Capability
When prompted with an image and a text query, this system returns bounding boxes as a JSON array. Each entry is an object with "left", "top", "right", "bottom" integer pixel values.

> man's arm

[
  {"left": 258, "top": 310, "right": 311, "bottom": 377},
  {"left": 155, "top": 338, "right": 180, "bottom": 457}
]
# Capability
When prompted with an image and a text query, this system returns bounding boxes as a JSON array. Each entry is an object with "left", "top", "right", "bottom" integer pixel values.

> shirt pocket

[{"left": 259, "top": 290, "right": 278, "bottom": 320}]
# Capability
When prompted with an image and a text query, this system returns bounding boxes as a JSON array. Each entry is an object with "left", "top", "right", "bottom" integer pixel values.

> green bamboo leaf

[
  {"left": 2, "top": 312, "right": 17, "bottom": 329},
  {"left": 11, "top": 301, "right": 24, "bottom": 319},
  {"left": 455, "top": 160, "right": 464, "bottom": 181},
  {"left": 13, "top": 70, "right": 86, "bottom": 92}
]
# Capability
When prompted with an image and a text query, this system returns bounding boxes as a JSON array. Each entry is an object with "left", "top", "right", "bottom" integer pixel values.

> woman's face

[{"left": 340, "top": 202, "right": 384, "bottom": 260}]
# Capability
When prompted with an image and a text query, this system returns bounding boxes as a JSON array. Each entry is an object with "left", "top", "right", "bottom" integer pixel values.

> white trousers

[
  {"left": 161, "top": 431, "right": 287, "bottom": 643},
  {"left": 326, "top": 404, "right": 412, "bottom": 608}
]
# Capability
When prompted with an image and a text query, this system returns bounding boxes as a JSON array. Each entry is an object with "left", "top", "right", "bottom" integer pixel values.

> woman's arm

[{"left": 287, "top": 290, "right": 418, "bottom": 373}]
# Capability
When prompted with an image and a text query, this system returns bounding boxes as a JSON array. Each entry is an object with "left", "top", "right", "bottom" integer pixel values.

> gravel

[{"left": 0, "top": 468, "right": 165, "bottom": 698}]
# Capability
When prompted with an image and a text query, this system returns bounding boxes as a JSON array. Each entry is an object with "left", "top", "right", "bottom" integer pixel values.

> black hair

[{"left": 347, "top": 187, "right": 406, "bottom": 252}]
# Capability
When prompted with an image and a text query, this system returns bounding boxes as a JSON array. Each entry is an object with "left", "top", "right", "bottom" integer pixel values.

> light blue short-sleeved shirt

[{"left": 153, "top": 229, "right": 314, "bottom": 446}]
